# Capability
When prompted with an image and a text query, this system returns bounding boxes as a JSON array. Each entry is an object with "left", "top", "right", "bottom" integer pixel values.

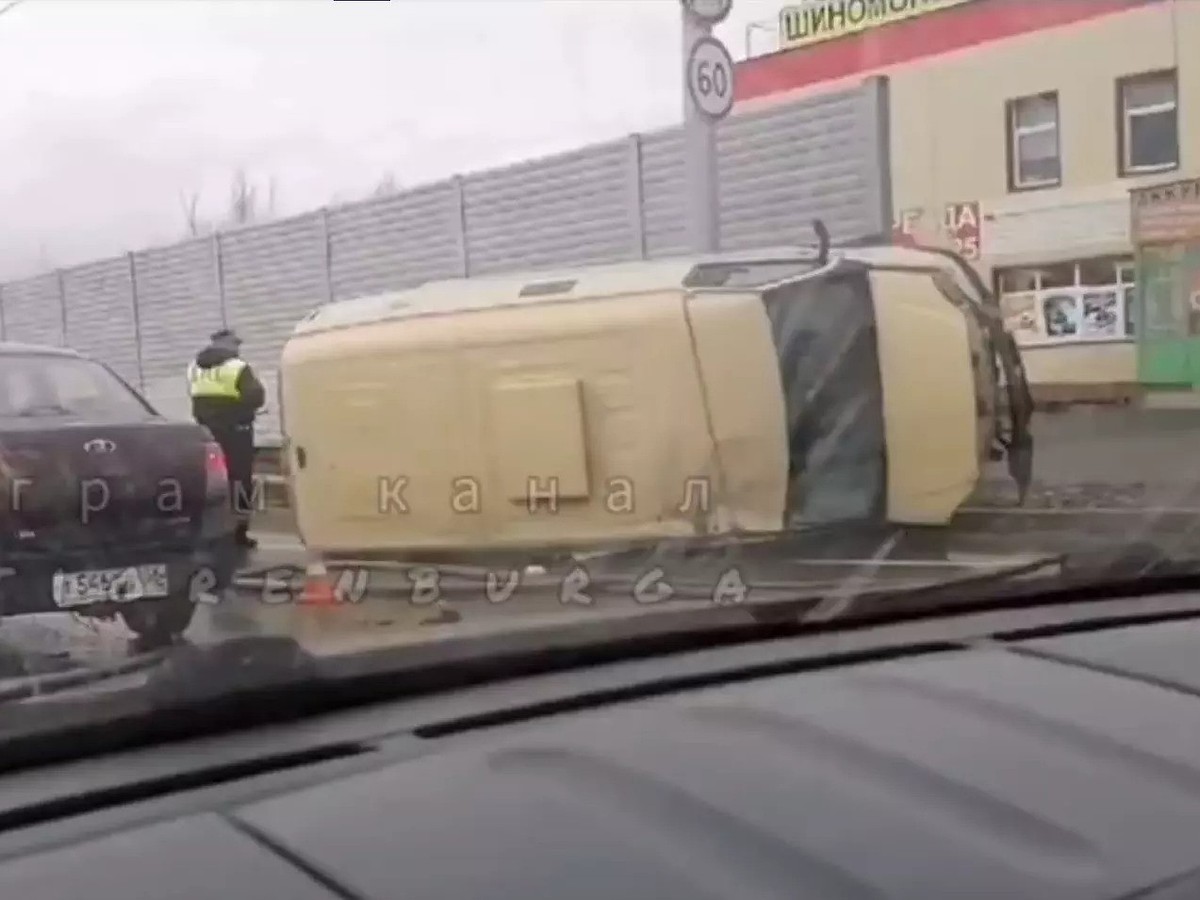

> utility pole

[{"left": 680, "top": 0, "right": 735, "bottom": 254}]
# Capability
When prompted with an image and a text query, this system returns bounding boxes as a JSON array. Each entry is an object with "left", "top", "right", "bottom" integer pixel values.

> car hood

[{"left": 4, "top": 617, "right": 1200, "bottom": 900}]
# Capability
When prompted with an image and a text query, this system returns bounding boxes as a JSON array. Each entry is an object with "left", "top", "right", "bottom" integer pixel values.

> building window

[
  {"left": 996, "top": 256, "right": 1135, "bottom": 347},
  {"left": 1006, "top": 91, "right": 1061, "bottom": 191},
  {"left": 1117, "top": 70, "right": 1179, "bottom": 176}
]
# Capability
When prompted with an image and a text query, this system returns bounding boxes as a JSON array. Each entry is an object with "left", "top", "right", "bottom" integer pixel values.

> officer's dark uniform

[{"left": 187, "top": 328, "right": 266, "bottom": 549}]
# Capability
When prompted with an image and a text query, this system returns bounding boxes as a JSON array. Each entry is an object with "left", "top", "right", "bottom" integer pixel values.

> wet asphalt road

[
  {"left": 972, "top": 407, "right": 1200, "bottom": 510},
  {"left": 3, "top": 406, "right": 1199, "bottom": 688},
  {"left": 200, "top": 534, "right": 1063, "bottom": 646},
  {"left": 0, "top": 532, "right": 1062, "bottom": 684}
]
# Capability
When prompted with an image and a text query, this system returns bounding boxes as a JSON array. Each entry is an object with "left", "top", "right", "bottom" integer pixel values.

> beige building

[{"left": 735, "top": 0, "right": 1196, "bottom": 402}]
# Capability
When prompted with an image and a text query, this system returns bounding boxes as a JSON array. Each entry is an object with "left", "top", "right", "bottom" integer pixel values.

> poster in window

[
  {"left": 1042, "top": 293, "right": 1080, "bottom": 338},
  {"left": 1081, "top": 291, "right": 1119, "bottom": 338},
  {"left": 1000, "top": 294, "right": 1039, "bottom": 340}
]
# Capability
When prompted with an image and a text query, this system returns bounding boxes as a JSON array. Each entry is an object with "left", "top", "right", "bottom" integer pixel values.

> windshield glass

[
  {"left": 0, "top": 0, "right": 1194, "bottom": 757},
  {"left": 0, "top": 354, "right": 151, "bottom": 419}
]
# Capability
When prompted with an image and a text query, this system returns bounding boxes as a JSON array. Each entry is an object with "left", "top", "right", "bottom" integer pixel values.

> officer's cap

[{"left": 211, "top": 328, "right": 242, "bottom": 346}]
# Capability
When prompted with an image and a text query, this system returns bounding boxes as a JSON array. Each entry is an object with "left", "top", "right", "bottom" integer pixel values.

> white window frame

[
  {"left": 997, "top": 258, "right": 1136, "bottom": 348},
  {"left": 1008, "top": 92, "right": 1061, "bottom": 191},
  {"left": 1119, "top": 71, "right": 1178, "bottom": 176}
]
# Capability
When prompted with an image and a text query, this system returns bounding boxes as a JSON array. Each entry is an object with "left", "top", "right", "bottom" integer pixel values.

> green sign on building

[{"left": 1131, "top": 177, "right": 1200, "bottom": 392}]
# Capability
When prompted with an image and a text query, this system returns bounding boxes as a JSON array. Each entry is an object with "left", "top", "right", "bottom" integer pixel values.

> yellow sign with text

[{"left": 778, "top": 0, "right": 978, "bottom": 50}]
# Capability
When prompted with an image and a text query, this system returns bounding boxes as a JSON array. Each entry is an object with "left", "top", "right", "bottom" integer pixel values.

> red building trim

[{"left": 734, "top": 0, "right": 1160, "bottom": 102}]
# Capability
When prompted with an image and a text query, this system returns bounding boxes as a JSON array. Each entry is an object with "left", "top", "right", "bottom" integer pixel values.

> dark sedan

[{"left": 0, "top": 342, "right": 237, "bottom": 648}]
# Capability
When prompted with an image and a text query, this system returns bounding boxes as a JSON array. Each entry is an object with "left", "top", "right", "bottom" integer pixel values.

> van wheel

[{"left": 120, "top": 594, "right": 197, "bottom": 651}]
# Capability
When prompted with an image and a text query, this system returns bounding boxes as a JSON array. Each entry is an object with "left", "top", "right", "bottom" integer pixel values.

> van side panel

[
  {"left": 281, "top": 292, "right": 716, "bottom": 553},
  {"left": 682, "top": 292, "right": 789, "bottom": 532},
  {"left": 869, "top": 269, "right": 979, "bottom": 524},
  {"left": 280, "top": 318, "right": 468, "bottom": 550}
]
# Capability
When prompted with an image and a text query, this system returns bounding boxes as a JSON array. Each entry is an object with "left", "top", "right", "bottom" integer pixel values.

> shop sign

[
  {"left": 944, "top": 201, "right": 981, "bottom": 260},
  {"left": 778, "top": 0, "right": 978, "bottom": 51},
  {"left": 1131, "top": 177, "right": 1200, "bottom": 244},
  {"left": 891, "top": 207, "right": 923, "bottom": 247}
]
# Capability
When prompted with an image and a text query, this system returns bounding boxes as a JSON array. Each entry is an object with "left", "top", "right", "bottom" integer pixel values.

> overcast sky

[{"left": 0, "top": 0, "right": 780, "bottom": 279}]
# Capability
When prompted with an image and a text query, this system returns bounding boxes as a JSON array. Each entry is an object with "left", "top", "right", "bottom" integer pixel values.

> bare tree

[
  {"left": 222, "top": 169, "right": 282, "bottom": 227},
  {"left": 372, "top": 171, "right": 400, "bottom": 198},
  {"left": 179, "top": 190, "right": 203, "bottom": 237},
  {"left": 228, "top": 169, "right": 258, "bottom": 226},
  {"left": 265, "top": 176, "right": 279, "bottom": 218}
]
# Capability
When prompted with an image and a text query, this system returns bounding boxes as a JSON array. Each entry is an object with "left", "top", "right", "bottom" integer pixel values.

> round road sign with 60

[{"left": 686, "top": 35, "right": 735, "bottom": 121}]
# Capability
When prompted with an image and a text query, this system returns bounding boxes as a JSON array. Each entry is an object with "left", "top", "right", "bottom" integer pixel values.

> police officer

[{"left": 187, "top": 328, "right": 266, "bottom": 549}]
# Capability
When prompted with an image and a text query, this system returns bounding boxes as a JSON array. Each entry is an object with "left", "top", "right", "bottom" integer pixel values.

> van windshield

[{"left": 763, "top": 271, "right": 887, "bottom": 525}]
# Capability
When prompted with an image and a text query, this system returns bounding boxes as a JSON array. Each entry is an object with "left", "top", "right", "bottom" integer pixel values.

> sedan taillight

[{"left": 205, "top": 442, "right": 229, "bottom": 497}]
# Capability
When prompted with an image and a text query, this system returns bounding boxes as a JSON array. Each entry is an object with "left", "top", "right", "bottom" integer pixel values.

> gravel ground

[{"left": 972, "top": 407, "right": 1200, "bottom": 510}]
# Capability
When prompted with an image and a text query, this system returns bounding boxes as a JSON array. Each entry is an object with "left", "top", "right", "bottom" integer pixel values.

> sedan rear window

[{"left": 0, "top": 354, "right": 152, "bottom": 419}]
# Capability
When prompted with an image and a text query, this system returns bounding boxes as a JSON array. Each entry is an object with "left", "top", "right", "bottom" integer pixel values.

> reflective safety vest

[{"left": 187, "top": 358, "right": 247, "bottom": 400}]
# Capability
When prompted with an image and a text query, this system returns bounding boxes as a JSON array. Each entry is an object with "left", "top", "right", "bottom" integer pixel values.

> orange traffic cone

[{"left": 297, "top": 560, "right": 339, "bottom": 607}]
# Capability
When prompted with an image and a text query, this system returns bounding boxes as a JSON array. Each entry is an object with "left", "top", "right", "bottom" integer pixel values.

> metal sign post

[{"left": 681, "top": 0, "right": 734, "bottom": 255}]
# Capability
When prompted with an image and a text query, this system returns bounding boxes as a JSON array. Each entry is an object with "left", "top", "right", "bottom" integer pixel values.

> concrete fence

[{"left": 0, "top": 77, "right": 892, "bottom": 446}]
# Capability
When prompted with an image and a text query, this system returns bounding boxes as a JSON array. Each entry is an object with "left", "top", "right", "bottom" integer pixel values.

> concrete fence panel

[
  {"left": 326, "top": 179, "right": 467, "bottom": 299},
  {"left": 61, "top": 257, "right": 140, "bottom": 389},
  {"left": 2, "top": 273, "right": 64, "bottom": 348},
  {"left": 462, "top": 138, "right": 638, "bottom": 276},
  {"left": 134, "top": 237, "right": 224, "bottom": 422}
]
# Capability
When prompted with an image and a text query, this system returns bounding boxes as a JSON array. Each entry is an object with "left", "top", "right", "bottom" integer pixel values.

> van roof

[{"left": 291, "top": 243, "right": 978, "bottom": 337}]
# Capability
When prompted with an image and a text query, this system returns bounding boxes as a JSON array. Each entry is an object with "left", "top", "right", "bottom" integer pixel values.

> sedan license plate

[{"left": 51, "top": 564, "right": 169, "bottom": 609}]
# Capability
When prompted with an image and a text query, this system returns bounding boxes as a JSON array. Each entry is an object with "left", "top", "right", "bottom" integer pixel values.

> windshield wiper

[
  {"left": 0, "top": 650, "right": 168, "bottom": 704},
  {"left": 764, "top": 541, "right": 1200, "bottom": 630}
]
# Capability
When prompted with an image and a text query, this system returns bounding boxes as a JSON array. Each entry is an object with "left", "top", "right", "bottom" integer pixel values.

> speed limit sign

[{"left": 686, "top": 36, "right": 735, "bottom": 120}]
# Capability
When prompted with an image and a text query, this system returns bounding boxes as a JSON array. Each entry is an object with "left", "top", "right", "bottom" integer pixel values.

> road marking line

[{"left": 248, "top": 536, "right": 304, "bottom": 551}]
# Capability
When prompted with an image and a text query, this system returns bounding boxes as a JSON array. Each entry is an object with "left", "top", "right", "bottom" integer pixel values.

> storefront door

[
  {"left": 1136, "top": 242, "right": 1191, "bottom": 386},
  {"left": 1132, "top": 178, "right": 1200, "bottom": 391}
]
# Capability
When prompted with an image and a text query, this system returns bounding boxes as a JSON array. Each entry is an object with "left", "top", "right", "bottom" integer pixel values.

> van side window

[{"left": 761, "top": 271, "right": 887, "bottom": 525}]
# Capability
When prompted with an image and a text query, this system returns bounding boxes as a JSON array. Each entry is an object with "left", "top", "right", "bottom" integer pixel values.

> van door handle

[{"left": 295, "top": 446, "right": 307, "bottom": 470}]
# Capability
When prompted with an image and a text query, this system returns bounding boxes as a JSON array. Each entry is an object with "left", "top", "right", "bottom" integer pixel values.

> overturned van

[{"left": 278, "top": 232, "right": 1032, "bottom": 560}]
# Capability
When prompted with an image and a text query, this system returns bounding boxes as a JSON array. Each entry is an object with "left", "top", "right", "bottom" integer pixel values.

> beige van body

[{"left": 279, "top": 245, "right": 1004, "bottom": 559}]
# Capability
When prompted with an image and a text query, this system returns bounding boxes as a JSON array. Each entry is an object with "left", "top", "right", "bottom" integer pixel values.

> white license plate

[{"left": 51, "top": 564, "right": 170, "bottom": 608}]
